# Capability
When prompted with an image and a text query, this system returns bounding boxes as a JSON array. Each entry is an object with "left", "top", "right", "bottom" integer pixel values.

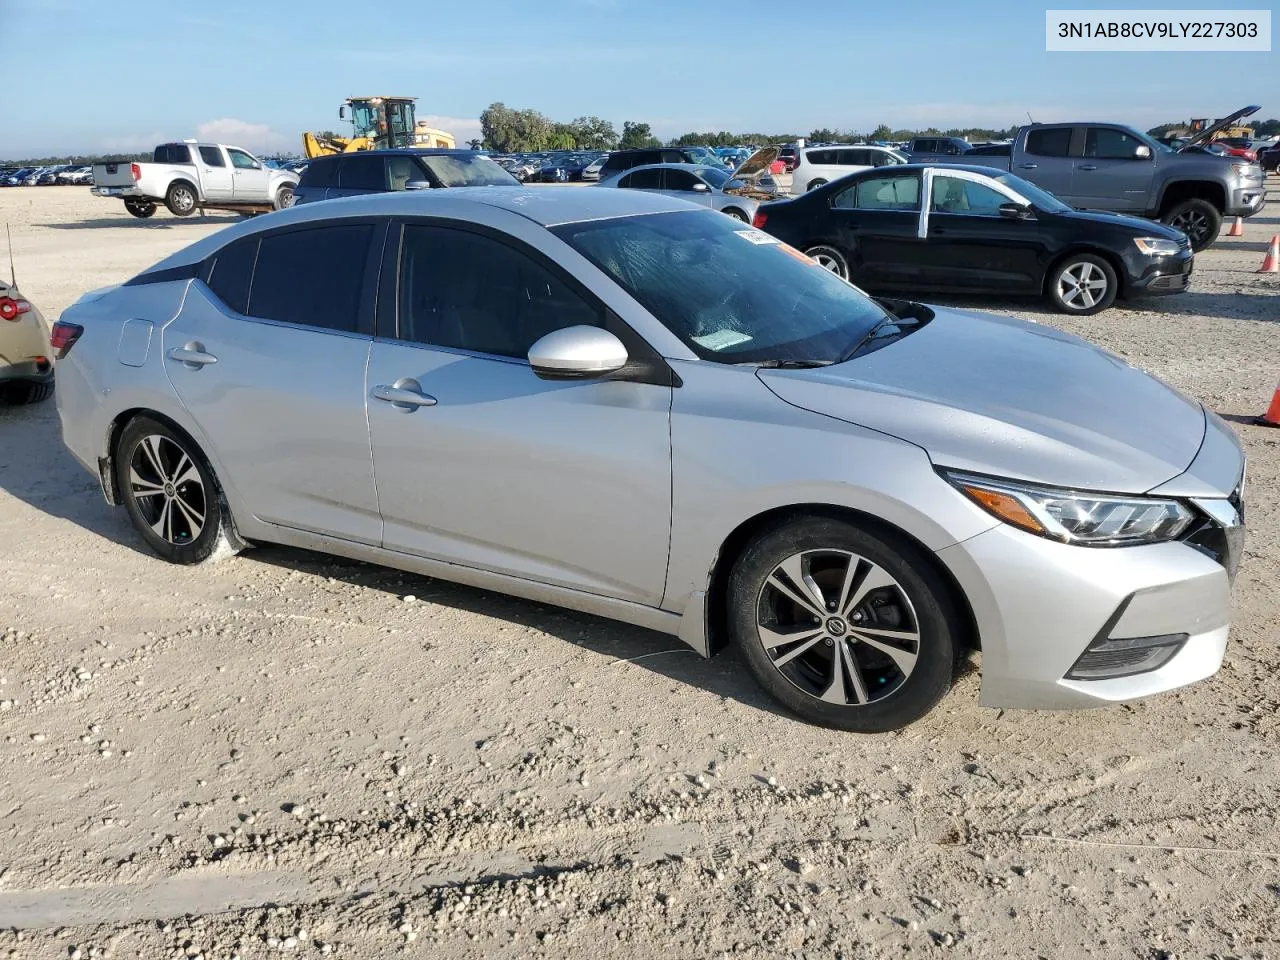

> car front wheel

[
  {"left": 274, "top": 184, "right": 295, "bottom": 210},
  {"left": 728, "top": 516, "right": 958, "bottom": 732},
  {"left": 1047, "top": 253, "right": 1118, "bottom": 315}
]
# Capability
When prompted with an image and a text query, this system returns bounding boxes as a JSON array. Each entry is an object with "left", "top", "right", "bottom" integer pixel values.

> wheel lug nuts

[{"left": 824, "top": 638, "right": 833, "bottom": 646}]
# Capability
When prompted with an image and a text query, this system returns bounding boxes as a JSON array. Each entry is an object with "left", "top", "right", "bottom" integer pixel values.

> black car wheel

[
  {"left": 728, "top": 516, "right": 958, "bottom": 732},
  {"left": 804, "top": 245, "right": 850, "bottom": 279},
  {"left": 1047, "top": 253, "right": 1118, "bottom": 315},
  {"left": 0, "top": 380, "right": 54, "bottom": 404},
  {"left": 1160, "top": 199, "right": 1221, "bottom": 251},
  {"left": 124, "top": 198, "right": 156, "bottom": 219}
]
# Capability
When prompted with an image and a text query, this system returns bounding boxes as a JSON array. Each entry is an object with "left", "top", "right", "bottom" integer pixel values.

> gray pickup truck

[{"left": 945, "top": 106, "right": 1265, "bottom": 250}]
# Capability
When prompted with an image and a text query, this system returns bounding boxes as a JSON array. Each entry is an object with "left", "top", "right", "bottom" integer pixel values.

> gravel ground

[{"left": 1, "top": 186, "right": 1278, "bottom": 960}]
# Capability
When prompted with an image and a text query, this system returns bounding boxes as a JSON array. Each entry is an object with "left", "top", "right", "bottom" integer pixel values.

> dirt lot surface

[{"left": 1, "top": 186, "right": 1279, "bottom": 960}]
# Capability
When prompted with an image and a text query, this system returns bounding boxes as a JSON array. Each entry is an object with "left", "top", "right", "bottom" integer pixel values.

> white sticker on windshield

[
  {"left": 734, "top": 228, "right": 779, "bottom": 245},
  {"left": 692, "top": 329, "right": 754, "bottom": 351}
]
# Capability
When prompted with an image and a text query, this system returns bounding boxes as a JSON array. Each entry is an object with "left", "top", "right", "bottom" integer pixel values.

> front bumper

[
  {"left": 1225, "top": 182, "right": 1266, "bottom": 217},
  {"left": 1127, "top": 248, "right": 1194, "bottom": 297},
  {"left": 938, "top": 497, "right": 1242, "bottom": 710}
]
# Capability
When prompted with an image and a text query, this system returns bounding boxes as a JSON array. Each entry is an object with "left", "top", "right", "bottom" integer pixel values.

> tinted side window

[
  {"left": 398, "top": 225, "right": 602, "bottom": 359},
  {"left": 663, "top": 169, "right": 700, "bottom": 190},
  {"left": 912, "top": 139, "right": 934, "bottom": 153},
  {"left": 808, "top": 150, "right": 832, "bottom": 165},
  {"left": 206, "top": 238, "right": 258, "bottom": 315},
  {"left": 1025, "top": 128, "right": 1073, "bottom": 157},
  {"left": 248, "top": 225, "right": 373, "bottom": 332},
  {"left": 154, "top": 144, "right": 192, "bottom": 164},
  {"left": 1085, "top": 127, "right": 1144, "bottom": 159},
  {"left": 387, "top": 156, "right": 421, "bottom": 190},
  {"left": 339, "top": 155, "right": 386, "bottom": 191},
  {"left": 198, "top": 146, "right": 225, "bottom": 167},
  {"left": 660, "top": 150, "right": 685, "bottom": 164},
  {"left": 627, "top": 168, "right": 663, "bottom": 189},
  {"left": 848, "top": 174, "right": 921, "bottom": 210},
  {"left": 300, "top": 158, "right": 339, "bottom": 189}
]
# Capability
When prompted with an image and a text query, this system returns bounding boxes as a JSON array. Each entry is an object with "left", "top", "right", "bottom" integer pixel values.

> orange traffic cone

[
  {"left": 1260, "top": 235, "right": 1280, "bottom": 273},
  {"left": 1259, "top": 381, "right": 1280, "bottom": 428},
  {"left": 1227, "top": 216, "right": 1244, "bottom": 237}
]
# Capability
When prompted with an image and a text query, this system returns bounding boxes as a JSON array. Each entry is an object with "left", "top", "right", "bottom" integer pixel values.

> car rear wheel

[
  {"left": 1, "top": 380, "right": 54, "bottom": 404},
  {"left": 722, "top": 207, "right": 749, "bottom": 222},
  {"left": 124, "top": 198, "right": 156, "bottom": 219},
  {"left": 1160, "top": 199, "right": 1221, "bottom": 251},
  {"left": 165, "top": 182, "right": 198, "bottom": 218},
  {"left": 728, "top": 516, "right": 958, "bottom": 732},
  {"left": 806, "top": 179, "right": 828, "bottom": 192},
  {"left": 1047, "top": 253, "right": 1118, "bottom": 315},
  {"left": 804, "top": 245, "right": 849, "bottom": 279},
  {"left": 115, "top": 417, "right": 242, "bottom": 564}
]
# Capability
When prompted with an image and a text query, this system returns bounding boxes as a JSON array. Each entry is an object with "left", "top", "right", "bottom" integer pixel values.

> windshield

[
  {"left": 551, "top": 210, "right": 892, "bottom": 364},
  {"left": 993, "top": 173, "right": 1071, "bottom": 213},
  {"left": 419, "top": 155, "right": 518, "bottom": 187},
  {"left": 696, "top": 166, "right": 730, "bottom": 187}
]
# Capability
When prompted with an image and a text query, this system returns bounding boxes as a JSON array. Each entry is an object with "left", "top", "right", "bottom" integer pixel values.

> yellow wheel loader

[{"left": 303, "top": 97, "right": 457, "bottom": 159}]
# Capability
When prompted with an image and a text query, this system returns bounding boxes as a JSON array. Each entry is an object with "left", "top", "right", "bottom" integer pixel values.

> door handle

[
  {"left": 372, "top": 377, "right": 437, "bottom": 411},
  {"left": 167, "top": 342, "right": 217, "bottom": 369},
  {"left": 1017, "top": 162, "right": 1038, "bottom": 169},
  {"left": 1078, "top": 164, "right": 1098, "bottom": 171}
]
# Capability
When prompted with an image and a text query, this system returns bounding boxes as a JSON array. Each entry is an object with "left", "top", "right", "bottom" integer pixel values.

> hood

[
  {"left": 1181, "top": 104, "right": 1260, "bottom": 150},
  {"left": 1053, "top": 208, "right": 1186, "bottom": 239},
  {"left": 758, "top": 309, "right": 1206, "bottom": 493},
  {"left": 732, "top": 146, "right": 779, "bottom": 181}
]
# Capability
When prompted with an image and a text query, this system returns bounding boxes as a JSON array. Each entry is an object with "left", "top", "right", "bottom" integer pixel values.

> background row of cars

[{"left": 0, "top": 164, "right": 94, "bottom": 186}]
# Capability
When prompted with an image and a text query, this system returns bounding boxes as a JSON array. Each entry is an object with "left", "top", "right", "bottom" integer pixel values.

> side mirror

[
  {"left": 690, "top": 182, "right": 711, "bottom": 193},
  {"left": 338, "top": 105, "right": 347, "bottom": 120},
  {"left": 998, "top": 201, "right": 1033, "bottom": 220},
  {"left": 1134, "top": 145, "right": 1152, "bottom": 160},
  {"left": 528, "top": 326, "right": 628, "bottom": 380},
  {"left": 404, "top": 180, "right": 431, "bottom": 191}
]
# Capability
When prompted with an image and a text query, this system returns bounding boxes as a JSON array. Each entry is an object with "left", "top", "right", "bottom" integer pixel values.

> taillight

[
  {"left": 130, "top": 162, "right": 141, "bottom": 181},
  {"left": 50, "top": 321, "right": 83, "bottom": 358},
  {"left": 0, "top": 296, "right": 31, "bottom": 321},
  {"left": 751, "top": 211, "right": 768, "bottom": 229}
]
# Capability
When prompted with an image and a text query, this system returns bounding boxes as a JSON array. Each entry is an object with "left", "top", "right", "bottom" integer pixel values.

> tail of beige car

[{"left": 0, "top": 279, "right": 54, "bottom": 404}]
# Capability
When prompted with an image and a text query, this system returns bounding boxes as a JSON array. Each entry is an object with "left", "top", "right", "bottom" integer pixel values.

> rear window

[
  {"left": 338, "top": 155, "right": 386, "bottom": 191},
  {"left": 1025, "top": 128, "right": 1073, "bottom": 157},
  {"left": 248, "top": 225, "right": 373, "bottom": 332},
  {"left": 154, "top": 144, "right": 192, "bottom": 164},
  {"left": 299, "top": 158, "right": 340, "bottom": 189}
]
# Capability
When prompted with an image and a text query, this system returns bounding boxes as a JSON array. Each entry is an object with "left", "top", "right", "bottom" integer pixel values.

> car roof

[
  {"left": 133, "top": 186, "right": 698, "bottom": 276},
  {"left": 309, "top": 149, "right": 484, "bottom": 163}
]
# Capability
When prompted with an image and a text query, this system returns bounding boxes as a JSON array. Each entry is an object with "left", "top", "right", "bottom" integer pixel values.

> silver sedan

[
  {"left": 53, "top": 187, "right": 1244, "bottom": 731},
  {"left": 596, "top": 163, "right": 760, "bottom": 222}
]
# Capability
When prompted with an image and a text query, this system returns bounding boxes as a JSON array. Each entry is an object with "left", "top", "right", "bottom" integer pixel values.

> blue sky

[{"left": 5, "top": 0, "right": 1275, "bottom": 158}]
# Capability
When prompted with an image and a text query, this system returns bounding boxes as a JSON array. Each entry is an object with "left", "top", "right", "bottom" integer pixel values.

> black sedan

[{"left": 752, "top": 164, "right": 1193, "bottom": 314}]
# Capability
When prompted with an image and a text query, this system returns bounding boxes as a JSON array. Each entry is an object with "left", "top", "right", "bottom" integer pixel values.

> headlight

[
  {"left": 943, "top": 471, "right": 1194, "bottom": 546},
  {"left": 1133, "top": 237, "right": 1181, "bottom": 256},
  {"left": 1231, "top": 162, "right": 1262, "bottom": 178}
]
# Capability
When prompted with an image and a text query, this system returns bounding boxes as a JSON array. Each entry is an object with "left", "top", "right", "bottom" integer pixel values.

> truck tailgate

[{"left": 92, "top": 161, "right": 136, "bottom": 188}]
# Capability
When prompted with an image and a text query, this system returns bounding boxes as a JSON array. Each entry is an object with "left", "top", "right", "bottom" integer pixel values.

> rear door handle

[
  {"left": 1017, "top": 162, "right": 1038, "bottom": 169},
  {"left": 372, "top": 377, "right": 437, "bottom": 411},
  {"left": 1078, "top": 164, "right": 1098, "bottom": 171},
  {"left": 167, "top": 342, "right": 217, "bottom": 369}
]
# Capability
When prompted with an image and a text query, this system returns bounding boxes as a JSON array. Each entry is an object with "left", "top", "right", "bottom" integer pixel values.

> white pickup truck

[{"left": 92, "top": 141, "right": 298, "bottom": 219}]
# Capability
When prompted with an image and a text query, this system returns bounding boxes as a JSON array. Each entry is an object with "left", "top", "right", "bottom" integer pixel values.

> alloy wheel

[
  {"left": 1170, "top": 209, "right": 1209, "bottom": 247},
  {"left": 756, "top": 549, "right": 920, "bottom": 706},
  {"left": 128, "top": 435, "right": 206, "bottom": 545},
  {"left": 809, "top": 251, "right": 846, "bottom": 277},
  {"left": 1057, "top": 260, "right": 1109, "bottom": 310}
]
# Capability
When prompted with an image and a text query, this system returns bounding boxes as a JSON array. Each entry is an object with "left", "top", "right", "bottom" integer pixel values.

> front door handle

[
  {"left": 372, "top": 377, "right": 437, "bottom": 411},
  {"left": 167, "top": 341, "right": 217, "bottom": 369},
  {"left": 1017, "top": 162, "right": 1038, "bottom": 169},
  {"left": 1078, "top": 164, "right": 1098, "bottom": 171}
]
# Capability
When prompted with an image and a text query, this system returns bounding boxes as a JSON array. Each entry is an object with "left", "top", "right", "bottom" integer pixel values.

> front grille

[{"left": 1148, "top": 274, "right": 1189, "bottom": 291}]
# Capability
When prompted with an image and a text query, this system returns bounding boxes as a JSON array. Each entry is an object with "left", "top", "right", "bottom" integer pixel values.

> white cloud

[
  {"left": 419, "top": 115, "right": 483, "bottom": 146},
  {"left": 195, "top": 118, "right": 290, "bottom": 154}
]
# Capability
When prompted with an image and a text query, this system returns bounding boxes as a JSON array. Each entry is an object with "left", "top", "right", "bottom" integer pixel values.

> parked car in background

[
  {"left": 292, "top": 149, "right": 517, "bottom": 204},
  {"left": 905, "top": 137, "right": 974, "bottom": 161},
  {"left": 54, "top": 187, "right": 1246, "bottom": 732},
  {"left": 580, "top": 155, "right": 609, "bottom": 181},
  {"left": 1211, "top": 137, "right": 1258, "bottom": 162},
  {"left": 92, "top": 142, "right": 299, "bottom": 218},
  {"left": 538, "top": 154, "right": 598, "bottom": 182},
  {"left": 57, "top": 166, "right": 94, "bottom": 185},
  {"left": 940, "top": 107, "right": 1266, "bottom": 250},
  {"left": 778, "top": 145, "right": 799, "bottom": 172},
  {"left": 790, "top": 144, "right": 908, "bottom": 194},
  {"left": 0, "top": 279, "right": 54, "bottom": 404},
  {"left": 1258, "top": 142, "right": 1280, "bottom": 174},
  {"left": 753, "top": 164, "right": 1193, "bottom": 315},
  {"left": 597, "top": 147, "right": 701, "bottom": 180},
  {"left": 597, "top": 163, "right": 760, "bottom": 221}
]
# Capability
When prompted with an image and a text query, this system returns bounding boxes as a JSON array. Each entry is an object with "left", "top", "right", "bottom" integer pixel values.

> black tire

[
  {"left": 115, "top": 416, "right": 240, "bottom": 564},
  {"left": 273, "top": 184, "right": 295, "bottom": 210},
  {"left": 1160, "top": 198, "right": 1221, "bottom": 251},
  {"left": 165, "top": 181, "right": 198, "bottom": 218},
  {"left": 728, "top": 516, "right": 958, "bottom": 732},
  {"left": 804, "top": 244, "right": 850, "bottom": 279},
  {"left": 124, "top": 198, "right": 156, "bottom": 219},
  {"left": 0, "top": 380, "right": 54, "bottom": 404},
  {"left": 1047, "top": 252, "right": 1118, "bottom": 315},
  {"left": 806, "top": 179, "right": 828, "bottom": 192},
  {"left": 722, "top": 207, "right": 749, "bottom": 222}
]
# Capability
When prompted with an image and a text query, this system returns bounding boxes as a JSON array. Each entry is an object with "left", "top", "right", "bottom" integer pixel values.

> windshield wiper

[
  {"left": 748, "top": 358, "right": 835, "bottom": 369},
  {"left": 837, "top": 311, "right": 929, "bottom": 363}
]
